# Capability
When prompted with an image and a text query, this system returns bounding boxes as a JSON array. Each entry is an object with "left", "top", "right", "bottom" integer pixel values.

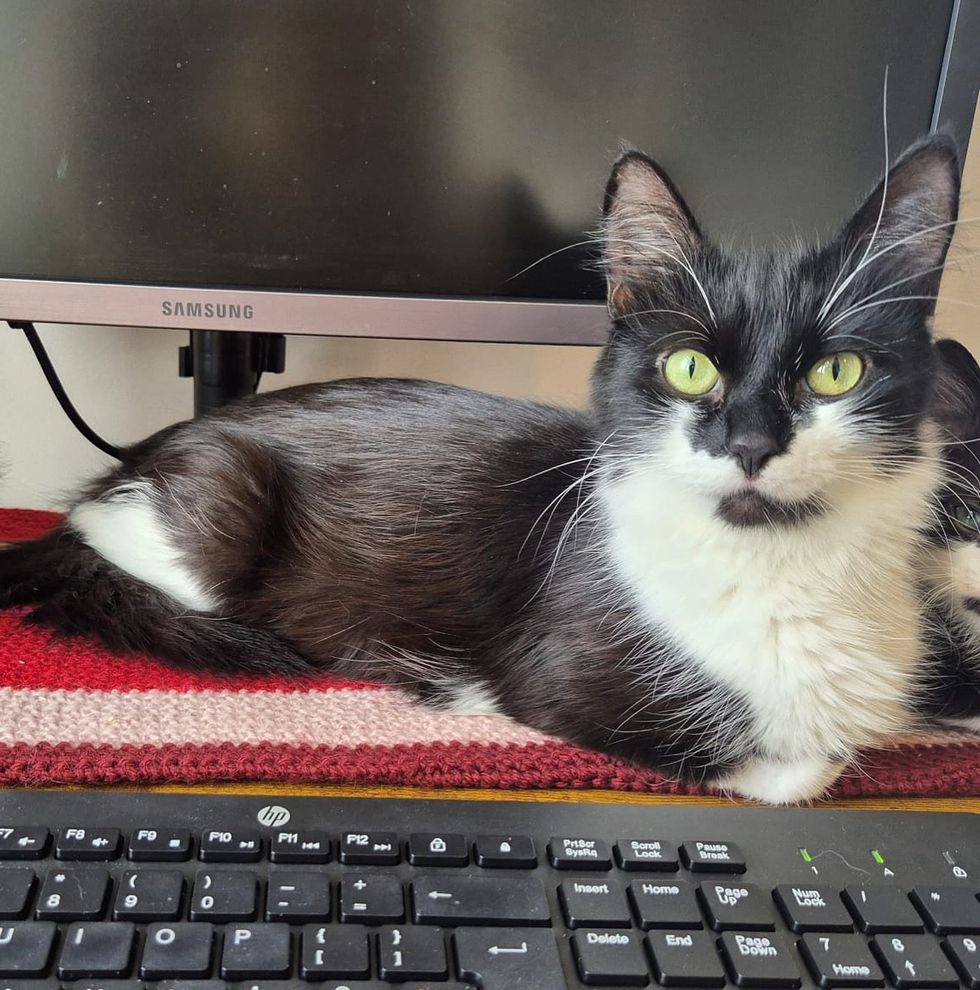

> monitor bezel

[{"left": 0, "top": 1, "right": 974, "bottom": 347}]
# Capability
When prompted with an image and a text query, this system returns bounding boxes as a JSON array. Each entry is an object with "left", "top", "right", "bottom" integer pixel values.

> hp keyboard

[{"left": 0, "top": 792, "right": 974, "bottom": 990}]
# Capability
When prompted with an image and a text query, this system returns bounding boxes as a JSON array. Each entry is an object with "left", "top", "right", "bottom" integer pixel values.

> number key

[
  {"left": 798, "top": 933, "right": 884, "bottom": 987},
  {"left": 0, "top": 869, "right": 36, "bottom": 919},
  {"left": 945, "top": 935, "right": 980, "bottom": 988},
  {"left": 189, "top": 871, "right": 257, "bottom": 922},
  {"left": 36, "top": 869, "right": 109, "bottom": 920},
  {"left": 871, "top": 934, "right": 959, "bottom": 988},
  {"left": 113, "top": 870, "right": 182, "bottom": 921}
]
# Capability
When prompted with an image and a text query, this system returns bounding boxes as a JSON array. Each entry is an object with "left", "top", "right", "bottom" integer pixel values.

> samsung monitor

[{"left": 0, "top": 0, "right": 977, "bottom": 348}]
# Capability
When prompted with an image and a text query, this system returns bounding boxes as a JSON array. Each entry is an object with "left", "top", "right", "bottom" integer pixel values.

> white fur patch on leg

[
  {"left": 712, "top": 756, "right": 845, "bottom": 804},
  {"left": 942, "top": 716, "right": 980, "bottom": 733},
  {"left": 443, "top": 680, "right": 501, "bottom": 716},
  {"left": 70, "top": 484, "right": 217, "bottom": 612}
]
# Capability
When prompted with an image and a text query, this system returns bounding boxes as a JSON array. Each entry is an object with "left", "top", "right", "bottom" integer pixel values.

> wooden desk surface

[{"left": 72, "top": 782, "right": 978, "bottom": 814}]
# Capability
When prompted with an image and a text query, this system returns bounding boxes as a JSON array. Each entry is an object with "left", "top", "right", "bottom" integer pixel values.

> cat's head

[
  {"left": 592, "top": 137, "right": 960, "bottom": 527},
  {"left": 923, "top": 338, "right": 980, "bottom": 631}
]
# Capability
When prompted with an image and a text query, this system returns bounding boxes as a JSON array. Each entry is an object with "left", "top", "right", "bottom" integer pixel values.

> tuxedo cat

[
  {"left": 919, "top": 338, "right": 980, "bottom": 730},
  {"left": 0, "top": 137, "right": 961, "bottom": 802}
]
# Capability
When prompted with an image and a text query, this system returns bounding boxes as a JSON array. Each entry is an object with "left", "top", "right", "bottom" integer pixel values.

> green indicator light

[
  {"left": 799, "top": 848, "right": 813, "bottom": 863},
  {"left": 871, "top": 850, "right": 885, "bottom": 865}
]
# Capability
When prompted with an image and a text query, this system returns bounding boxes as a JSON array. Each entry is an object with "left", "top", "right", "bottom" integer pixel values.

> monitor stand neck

[{"left": 178, "top": 330, "right": 285, "bottom": 416}]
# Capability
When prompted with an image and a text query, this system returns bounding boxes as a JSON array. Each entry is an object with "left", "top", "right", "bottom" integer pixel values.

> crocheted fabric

[{"left": 1, "top": 509, "right": 977, "bottom": 795}]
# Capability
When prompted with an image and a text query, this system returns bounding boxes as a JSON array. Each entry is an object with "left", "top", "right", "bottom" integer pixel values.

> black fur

[{"left": 0, "top": 136, "right": 965, "bottom": 790}]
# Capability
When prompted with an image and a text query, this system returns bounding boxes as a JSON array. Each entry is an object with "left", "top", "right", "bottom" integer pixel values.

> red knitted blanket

[{"left": 1, "top": 508, "right": 977, "bottom": 796}]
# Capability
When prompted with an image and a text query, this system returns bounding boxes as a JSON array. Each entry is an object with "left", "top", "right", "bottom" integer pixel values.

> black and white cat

[
  {"left": 0, "top": 136, "right": 962, "bottom": 802},
  {"left": 918, "top": 338, "right": 980, "bottom": 732}
]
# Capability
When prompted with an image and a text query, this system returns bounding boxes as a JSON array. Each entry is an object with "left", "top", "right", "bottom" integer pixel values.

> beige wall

[{"left": 2, "top": 100, "right": 978, "bottom": 509}]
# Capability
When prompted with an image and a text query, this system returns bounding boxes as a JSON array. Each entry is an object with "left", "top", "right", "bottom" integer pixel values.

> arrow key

[
  {"left": 871, "top": 935, "right": 959, "bottom": 988},
  {"left": 454, "top": 927, "right": 564, "bottom": 990}
]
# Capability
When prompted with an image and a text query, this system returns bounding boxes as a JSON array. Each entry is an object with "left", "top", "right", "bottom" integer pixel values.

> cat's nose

[{"left": 728, "top": 431, "right": 779, "bottom": 478}]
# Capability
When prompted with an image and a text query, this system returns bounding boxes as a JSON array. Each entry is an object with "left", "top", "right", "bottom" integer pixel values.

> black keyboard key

[
  {"left": 340, "top": 874, "right": 404, "bottom": 924},
  {"left": 945, "top": 935, "right": 980, "bottom": 988},
  {"left": 412, "top": 874, "right": 550, "bottom": 926},
  {"left": 0, "top": 829, "right": 48, "bottom": 861},
  {"left": 220, "top": 924, "right": 291, "bottom": 979},
  {"left": 140, "top": 923, "right": 215, "bottom": 979},
  {"left": 647, "top": 930, "right": 726, "bottom": 986},
  {"left": 189, "top": 870, "right": 257, "bottom": 922},
  {"left": 454, "top": 927, "right": 564, "bottom": 990},
  {"left": 680, "top": 841, "right": 746, "bottom": 873},
  {"left": 127, "top": 828, "right": 192, "bottom": 862},
  {"left": 113, "top": 869, "right": 182, "bottom": 921},
  {"left": 55, "top": 829, "right": 120, "bottom": 861},
  {"left": 628, "top": 879, "right": 702, "bottom": 930},
  {"left": 773, "top": 885, "right": 854, "bottom": 932},
  {"left": 340, "top": 831, "right": 399, "bottom": 865},
  {"left": 152, "top": 983, "right": 225, "bottom": 990},
  {"left": 718, "top": 931, "right": 801, "bottom": 987},
  {"left": 0, "top": 922, "right": 56, "bottom": 975},
  {"left": 474, "top": 835, "right": 536, "bottom": 869},
  {"left": 549, "top": 837, "right": 613, "bottom": 870},
  {"left": 378, "top": 926, "right": 448, "bottom": 981},
  {"left": 698, "top": 881, "right": 774, "bottom": 931},
  {"left": 408, "top": 833, "right": 468, "bottom": 867},
  {"left": 616, "top": 839, "right": 679, "bottom": 872},
  {"left": 36, "top": 869, "right": 108, "bottom": 920},
  {"left": 909, "top": 886, "right": 980, "bottom": 934},
  {"left": 266, "top": 872, "right": 330, "bottom": 922},
  {"left": 844, "top": 887, "right": 923, "bottom": 934},
  {"left": 66, "top": 982, "right": 142, "bottom": 990},
  {"left": 199, "top": 829, "right": 262, "bottom": 863},
  {"left": 301, "top": 924, "right": 370, "bottom": 979},
  {"left": 0, "top": 871, "right": 35, "bottom": 919},
  {"left": 560, "top": 878, "right": 631, "bottom": 928},
  {"left": 269, "top": 830, "right": 330, "bottom": 864},
  {"left": 871, "top": 934, "right": 959, "bottom": 988},
  {"left": 58, "top": 922, "right": 135, "bottom": 979},
  {"left": 798, "top": 933, "right": 885, "bottom": 987},
  {"left": 572, "top": 928, "right": 648, "bottom": 986}
]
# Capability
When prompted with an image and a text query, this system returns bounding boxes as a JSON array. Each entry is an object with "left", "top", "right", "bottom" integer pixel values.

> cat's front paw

[{"left": 711, "top": 756, "right": 845, "bottom": 804}]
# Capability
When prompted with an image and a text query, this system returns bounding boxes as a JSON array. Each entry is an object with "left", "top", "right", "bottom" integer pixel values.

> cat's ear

[
  {"left": 837, "top": 136, "right": 961, "bottom": 299},
  {"left": 602, "top": 151, "right": 703, "bottom": 316},
  {"left": 932, "top": 338, "right": 980, "bottom": 444}
]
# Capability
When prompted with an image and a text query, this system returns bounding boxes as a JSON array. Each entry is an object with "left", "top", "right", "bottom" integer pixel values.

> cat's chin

[{"left": 715, "top": 488, "right": 824, "bottom": 528}]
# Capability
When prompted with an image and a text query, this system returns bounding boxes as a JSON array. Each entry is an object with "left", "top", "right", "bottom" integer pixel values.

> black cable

[{"left": 8, "top": 320, "right": 125, "bottom": 461}]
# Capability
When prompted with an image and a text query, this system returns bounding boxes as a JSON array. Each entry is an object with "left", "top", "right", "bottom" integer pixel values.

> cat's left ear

[
  {"left": 837, "top": 136, "right": 961, "bottom": 300},
  {"left": 602, "top": 151, "right": 703, "bottom": 316}
]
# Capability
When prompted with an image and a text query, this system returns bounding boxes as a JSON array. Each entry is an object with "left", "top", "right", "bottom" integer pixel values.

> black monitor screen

[{"left": 0, "top": 0, "right": 964, "bottom": 301}]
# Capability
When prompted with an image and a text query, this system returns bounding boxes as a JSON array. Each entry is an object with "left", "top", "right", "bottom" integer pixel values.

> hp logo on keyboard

[{"left": 256, "top": 805, "right": 291, "bottom": 827}]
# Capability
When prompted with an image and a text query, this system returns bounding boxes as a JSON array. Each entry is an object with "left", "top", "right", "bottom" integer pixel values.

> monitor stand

[{"left": 178, "top": 330, "right": 285, "bottom": 415}]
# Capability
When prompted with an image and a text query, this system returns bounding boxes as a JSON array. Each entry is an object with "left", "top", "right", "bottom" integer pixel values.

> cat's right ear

[
  {"left": 932, "top": 338, "right": 980, "bottom": 444},
  {"left": 602, "top": 151, "right": 703, "bottom": 316}
]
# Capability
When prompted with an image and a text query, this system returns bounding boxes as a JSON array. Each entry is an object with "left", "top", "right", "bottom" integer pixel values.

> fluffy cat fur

[
  {"left": 918, "top": 338, "right": 980, "bottom": 731},
  {"left": 0, "top": 137, "right": 962, "bottom": 802}
]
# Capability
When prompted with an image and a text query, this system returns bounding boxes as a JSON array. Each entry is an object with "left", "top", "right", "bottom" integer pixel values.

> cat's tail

[{"left": 0, "top": 526, "right": 318, "bottom": 677}]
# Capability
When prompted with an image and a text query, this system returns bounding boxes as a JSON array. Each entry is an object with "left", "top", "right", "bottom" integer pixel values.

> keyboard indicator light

[
  {"left": 871, "top": 850, "right": 885, "bottom": 866},
  {"left": 799, "top": 849, "right": 812, "bottom": 863}
]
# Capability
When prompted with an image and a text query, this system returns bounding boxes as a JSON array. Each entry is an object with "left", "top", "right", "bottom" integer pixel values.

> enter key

[
  {"left": 454, "top": 927, "right": 565, "bottom": 990},
  {"left": 412, "top": 875, "right": 550, "bottom": 926}
]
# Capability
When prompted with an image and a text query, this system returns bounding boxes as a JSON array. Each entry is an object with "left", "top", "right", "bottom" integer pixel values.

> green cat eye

[
  {"left": 664, "top": 348, "right": 720, "bottom": 396},
  {"left": 806, "top": 351, "right": 863, "bottom": 397}
]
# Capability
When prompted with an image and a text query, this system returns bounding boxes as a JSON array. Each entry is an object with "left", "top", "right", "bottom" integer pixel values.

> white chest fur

[{"left": 598, "top": 452, "right": 940, "bottom": 764}]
